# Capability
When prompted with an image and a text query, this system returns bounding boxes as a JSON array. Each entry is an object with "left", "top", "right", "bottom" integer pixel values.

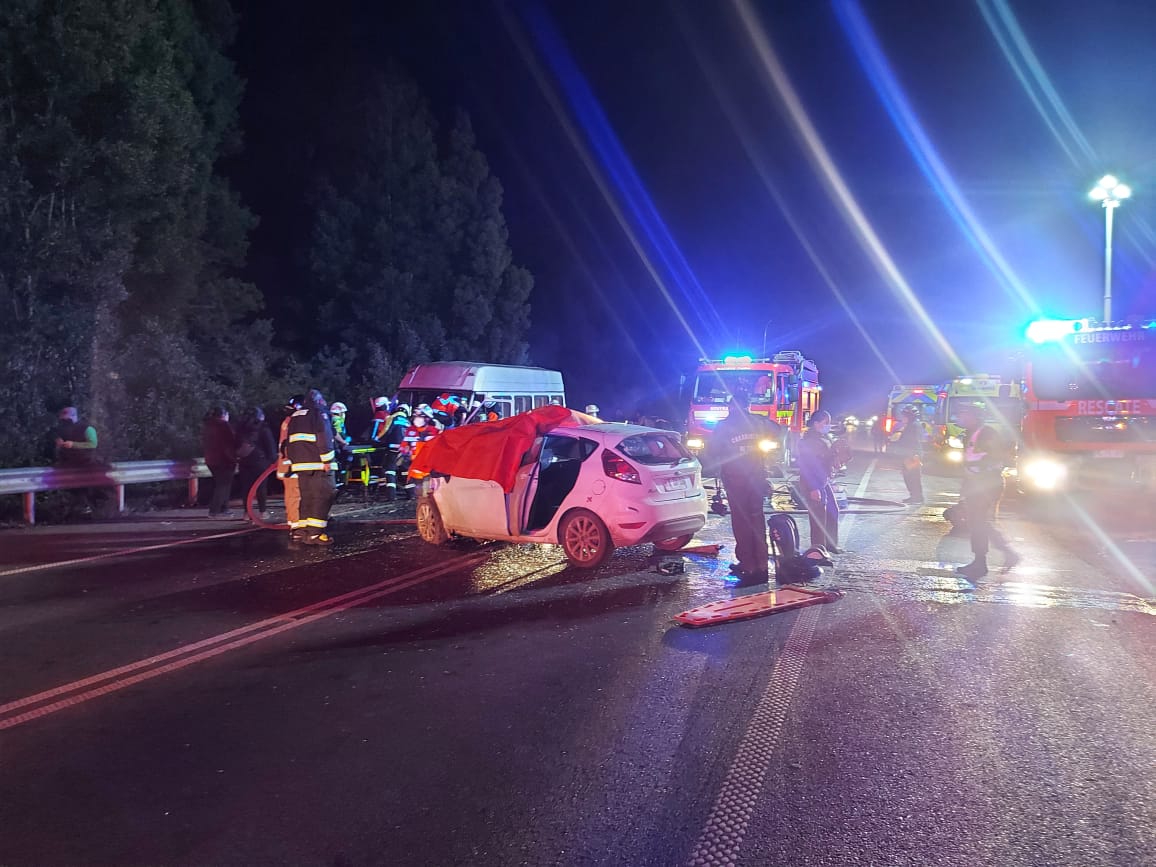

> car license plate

[
  {"left": 1094, "top": 449, "right": 1124, "bottom": 459},
  {"left": 662, "top": 476, "right": 690, "bottom": 492}
]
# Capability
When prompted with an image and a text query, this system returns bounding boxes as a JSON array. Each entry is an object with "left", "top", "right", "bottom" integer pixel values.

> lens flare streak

[
  {"left": 732, "top": 0, "right": 967, "bottom": 374},
  {"left": 505, "top": 4, "right": 729, "bottom": 359},
  {"left": 834, "top": 0, "right": 1040, "bottom": 319}
]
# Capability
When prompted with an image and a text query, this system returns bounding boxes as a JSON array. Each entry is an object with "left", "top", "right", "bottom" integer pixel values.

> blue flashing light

[
  {"left": 1025, "top": 318, "right": 1087, "bottom": 344},
  {"left": 723, "top": 355, "right": 753, "bottom": 364}
]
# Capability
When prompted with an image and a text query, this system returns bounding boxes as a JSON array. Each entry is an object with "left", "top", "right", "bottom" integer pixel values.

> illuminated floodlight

[
  {"left": 1089, "top": 174, "right": 1131, "bottom": 322},
  {"left": 1091, "top": 175, "right": 1119, "bottom": 199},
  {"left": 1025, "top": 318, "right": 1082, "bottom": 344},
  {"left": 722, "top": 355, "right": 753, "bottom": 364}
]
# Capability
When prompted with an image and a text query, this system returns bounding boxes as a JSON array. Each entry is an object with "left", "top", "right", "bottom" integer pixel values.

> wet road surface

[{"left": 0, "top": 456, "right": 1153, "bottom": 866}]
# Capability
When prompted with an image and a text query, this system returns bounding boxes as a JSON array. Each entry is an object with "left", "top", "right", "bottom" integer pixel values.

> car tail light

[{"left": 601, "top": 449, "right": 641, "bottom": 484}]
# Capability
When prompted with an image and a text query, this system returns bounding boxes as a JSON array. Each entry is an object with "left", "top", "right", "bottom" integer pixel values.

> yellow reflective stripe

[
  {"left": 291, "top": 462, "right": 326, "bottom": 471},
  {"left": 289, "top": 433, "right": 317, "bottom": 442},
  {"left": 303, "top": 518, "right": 328, "bottom": 528},
  {"left": 319, "top": 450, "right": 336, "bottom": 462}
]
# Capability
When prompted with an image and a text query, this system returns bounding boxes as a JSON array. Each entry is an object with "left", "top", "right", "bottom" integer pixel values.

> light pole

[
  {"left": 761, "top": 318, "right": 773, "bottom": 359},
  {"left": 1089, "top": 174, "right": 1131, "bottom": 323}
]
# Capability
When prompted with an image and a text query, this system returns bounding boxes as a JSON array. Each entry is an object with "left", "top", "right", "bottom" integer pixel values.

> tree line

[{"left": 0, "top": 0, "right": 532, "bottom": 467}]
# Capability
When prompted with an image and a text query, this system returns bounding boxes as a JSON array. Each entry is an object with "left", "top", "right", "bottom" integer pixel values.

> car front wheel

[
  {"left": 558, "top": 509, "right": 613, "bottom": 568},
  {"left": 416, "top": 495, "right": 450, "bottom": 544},
  {"left": 653, "top": 534, "right": 693, "bottom": 552}
]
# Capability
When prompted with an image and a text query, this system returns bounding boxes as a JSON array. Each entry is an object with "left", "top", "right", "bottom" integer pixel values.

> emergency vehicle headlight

[
  {"left": 1022, "top": 457, "right": 1067, "bottom": 490},
  {"left": 686, "top": 437, "right": 705, "bottom": 451},
  {"left": 947, "top": 436, "right": 964, "bottom": 450},
  {"left": 758, "top": 438, "right": 778, "bottom": 453},
  {"left": 946, "top": 450, "right": 963, "bottom": 463}
]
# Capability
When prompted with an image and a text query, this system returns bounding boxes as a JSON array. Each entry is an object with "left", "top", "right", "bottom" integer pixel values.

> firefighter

[
  {"left": 381, "top": 403, "right": 410, "bottom": 499},
  {"left": 285, "top": 388, "right": 338, "bottom": 545},
  {"left": 329, "top": 402, "right": 350, "bottom": 449},
  {"left": 430, "top": 392, "right": 464, "bottom": 428},
  {"left": 398, "top": 407, "right": 439, "bottom": 499},
  {"left": 368, "top": 397, "right": 392, "bottom": 441},
  {"left": 955, "top": 402, "right": 1019, "bottom": 579},
  {"left": 714, "top": 386, "right": 777, "bottom": 586},
  {"left": 278, "top": 395, "right": 305, "bottom": 540},
  {"left": 797, "top": 410, "right": 841, "bottom": 553}
]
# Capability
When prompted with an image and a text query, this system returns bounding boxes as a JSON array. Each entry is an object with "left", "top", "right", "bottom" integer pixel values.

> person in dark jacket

[
  {"left": 955, "top": 402, "right": 1019, "bottom": 579},
  {"left": 714, "top": 386, "right": 781, "bottom": 586},
  {"left": 202, "top": 406, "right": 237, "bottom": 517},
  {"left": 797, "top": 410, "right": 841, "bottom": 552},
  {"left": 285, "top": 388, "right": 337, "bottom": 545},
  {"left": 235, "top": 407, "right": 277, "bottom": 516},
  {"left": 53, "top": 406, "right": 103, "bottom": 515},
  {"left": 54, "top": 406, "right": 99, "bottom": 467}
]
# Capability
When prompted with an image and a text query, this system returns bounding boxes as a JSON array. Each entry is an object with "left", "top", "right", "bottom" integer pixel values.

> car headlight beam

[{"left": 1022, "top": 457, "right": 1067, "bottom": 491}]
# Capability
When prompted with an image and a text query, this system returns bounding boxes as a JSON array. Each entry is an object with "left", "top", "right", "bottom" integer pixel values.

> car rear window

[{"left": 616, "top": 433, "right": 691, "bottom": 465}]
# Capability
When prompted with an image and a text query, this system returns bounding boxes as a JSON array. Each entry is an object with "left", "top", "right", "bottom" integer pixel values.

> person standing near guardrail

[
  {"left": 54, "top": 406, "right": 101, "bottom": 516},
  {"left": 202, "top": 406, "right": 237, "bottom": 518},
  {"left": 54, "top": 406, "right": 99, "bottom": 466},
  {"left": 236, "top": 407, "right": 276, "bottom": 519},
  {"left": 286, "top": 388, "right": 338, "bottom": 545}
]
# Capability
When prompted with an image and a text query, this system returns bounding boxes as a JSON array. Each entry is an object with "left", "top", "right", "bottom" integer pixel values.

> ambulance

[{"left": 932, "top": 374, "right": 1024, "bottom": 464}]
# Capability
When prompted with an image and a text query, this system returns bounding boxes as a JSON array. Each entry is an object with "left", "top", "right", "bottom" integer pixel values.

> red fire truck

[
  {"left": 684, "top": 351, "right": 821, "bottom": 469},
  {"left": 1019, "top": 318, "right": 1156, "bottom": 492}
]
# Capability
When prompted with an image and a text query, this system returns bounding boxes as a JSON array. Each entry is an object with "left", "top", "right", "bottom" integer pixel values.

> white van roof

[{"left": 398, "top": 362, "right": 564, "bottom": 394}]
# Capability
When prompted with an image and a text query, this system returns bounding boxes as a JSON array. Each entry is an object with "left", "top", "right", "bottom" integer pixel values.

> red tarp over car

[{"left": 408, "top": 405, "right": 598, "bottom": 492}]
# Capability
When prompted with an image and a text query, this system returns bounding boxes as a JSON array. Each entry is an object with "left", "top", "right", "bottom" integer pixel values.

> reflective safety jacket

[
  {"left": 285, "top": 406, "right": 337, "bottom": 473},
  {"left": 385, "top": 413, "right": 409, "bottom": 452},
  {"left": 277, "top": 415, "right": 295, "bottom": 479},
  {"left": 399, "top": 423, "right": 437, "bottom": 458}
]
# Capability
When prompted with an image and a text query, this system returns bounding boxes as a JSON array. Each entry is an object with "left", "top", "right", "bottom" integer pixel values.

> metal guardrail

[
  {"left": 1, "top": 445, "right": 397, "bottom": 525},
  {"left": 0, "top": 460, "right": 211, "bottom": 525}
]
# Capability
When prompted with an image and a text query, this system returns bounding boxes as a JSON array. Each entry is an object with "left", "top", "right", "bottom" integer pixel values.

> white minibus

[{"left": 395, "top": 362, "right": 566, "bottom": 420}]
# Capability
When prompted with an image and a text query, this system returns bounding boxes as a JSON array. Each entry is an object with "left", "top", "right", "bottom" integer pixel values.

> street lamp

[
  {"left": 761, "top": 317, "right": 774, "bottom": 359},
  {"left": 1089, "top": 174, "right": 1131, "bottom": 323}
]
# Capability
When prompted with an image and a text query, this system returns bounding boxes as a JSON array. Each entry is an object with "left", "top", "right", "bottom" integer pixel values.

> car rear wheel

[
  {"left": 653, "top": 534, "right": 693, "bottom": 552},
  {"left": 416, "top": 495, "right": 450, "bottom": 544},
  {"left": 558, "top": 509, "right": 613, "bottom": 568}
]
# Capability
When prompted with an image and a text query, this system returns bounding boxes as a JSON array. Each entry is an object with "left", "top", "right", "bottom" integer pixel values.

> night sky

[{"left": 228, "top": 0, "right": 1156, "bottom": 417}]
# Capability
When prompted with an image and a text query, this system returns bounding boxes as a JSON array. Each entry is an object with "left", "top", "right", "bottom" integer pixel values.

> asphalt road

[{"left": 0, "top": 456, "right": 1153, "bottom": 867}]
